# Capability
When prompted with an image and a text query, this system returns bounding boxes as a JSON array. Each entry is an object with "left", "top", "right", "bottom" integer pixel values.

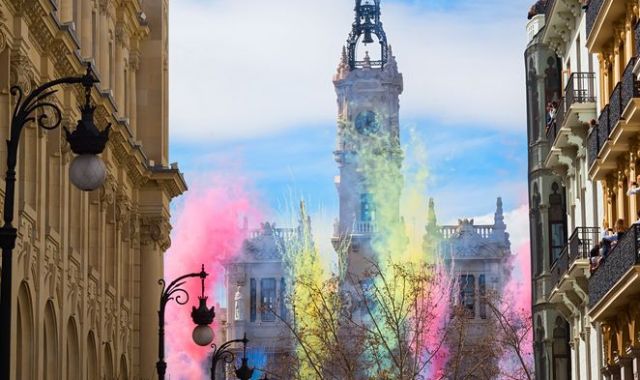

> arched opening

[
  {"left": 16, "top": 282, "right": 34, "bottom": 380},
  {"left": 87, "top": 331, "right": 98, "bottom": 379},
  {"left": 548, "top": 182, "right": 567, "bottom": 265},
  {"left": 43, "top": 301, "right": 59, "bottom": 380},
  {"left": 119, "top": 355, "right": 129, "bottom": 380},
  {"left": 552, "top": 316, "right": 571, "bottom": 380},
  {"left": 66, "top": 318, "right": 80, "bottom": 380},
  {"left": 104, "top": 343, "right": 114, "bottom": 380}
]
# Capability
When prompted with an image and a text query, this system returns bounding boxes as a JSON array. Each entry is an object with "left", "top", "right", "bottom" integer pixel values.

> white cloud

[{"left": 169, "top": 0, "right": 528, "bottom": 142}]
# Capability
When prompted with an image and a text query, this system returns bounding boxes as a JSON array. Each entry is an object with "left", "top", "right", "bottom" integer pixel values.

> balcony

[
  {"left": 589, "top": 57, "right": 640, "bottom": 179},
  {"left": 586, "top": 0, "right": 628, "bottom": 52},
  {"left": 548, "top": 227, "right": 599, "bottom": 316},
  {"left": 545, "top": 73, "right": 597, "bottom": 172},
  {"left": 589, "top": 224, "right": 640, "bottom": 320}
]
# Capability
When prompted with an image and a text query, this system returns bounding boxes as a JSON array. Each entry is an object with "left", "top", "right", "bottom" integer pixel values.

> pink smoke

[
  {"left": 498, "top": 241, "right": 534, "bottom": 378},
  {"left": 417, "top": 266, "right": 451, "bottom": 378},
  {"left": 164, "top": 176, "right": 263, "bottom": 379}
]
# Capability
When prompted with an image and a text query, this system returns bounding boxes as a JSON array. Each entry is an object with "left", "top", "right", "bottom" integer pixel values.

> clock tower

[{"left": 332, "top": 0, "right": 404, "bottom": 275}]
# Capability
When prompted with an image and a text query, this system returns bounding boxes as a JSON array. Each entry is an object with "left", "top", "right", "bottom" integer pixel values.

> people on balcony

[
  {"left": 545, "top": 101, "right": 557, "bottom": 133},
  {"left": 590, "top": 244, "right": 602, "bottom": 273},
  {"left": 600, "top": 219, "right": 626, "bottom": 258},
  {"left": 626, "top": 175, "right": 640, "bottom": 195}
]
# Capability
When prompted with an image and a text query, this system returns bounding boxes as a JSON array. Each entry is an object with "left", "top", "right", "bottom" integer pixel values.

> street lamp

[
  {"left": 0, "top": 63, "right": 110, "bottom": 380},
  {"left": 208, "top": 333, "right": 254, "bottom": 380},
  {"left": 156, "top": 265, "right": 213, "bottom": 380}
]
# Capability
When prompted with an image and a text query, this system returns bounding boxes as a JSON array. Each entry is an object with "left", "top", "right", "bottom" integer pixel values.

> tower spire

[{"left": 346, "top": 0, "right": 389, "bottom": 70}]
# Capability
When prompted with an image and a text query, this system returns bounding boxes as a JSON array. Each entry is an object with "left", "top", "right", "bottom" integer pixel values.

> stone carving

[
  {"left": 0, "top": 28, "right": 6, "bottom": 54},
  {"left": 10, "top": 52, "right": 35, "bottom": 94},
  {"left": 234, "top": 285, "right": 244, "bottom": 321},
  {"left": 141, "top": 216, "right": 172, "bottom": 251}
]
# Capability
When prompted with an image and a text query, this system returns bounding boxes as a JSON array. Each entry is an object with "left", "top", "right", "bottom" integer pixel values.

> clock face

[{"left": 355, "top": 111, "right": 381, "bottom": 134}]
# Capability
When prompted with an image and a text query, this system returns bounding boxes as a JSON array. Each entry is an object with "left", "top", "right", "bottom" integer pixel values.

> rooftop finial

[
  {"left": 427, "top": 198, "right": 437, "bottom": 227},
  {"left": 494, "top": 197, "right": 506, "bottom": 230}
]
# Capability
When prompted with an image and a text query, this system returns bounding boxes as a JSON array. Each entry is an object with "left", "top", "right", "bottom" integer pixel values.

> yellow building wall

[{"left": 0, "top": 0, "right": 185, "bottom": 379}]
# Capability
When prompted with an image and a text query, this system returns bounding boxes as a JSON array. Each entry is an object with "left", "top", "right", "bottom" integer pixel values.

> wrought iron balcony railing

[
  {"left": 545, "top": 73, "right": 596, "bottom": 144},
  {"left": 549, "top": 227, "right": 599, "bottom": 289},
  {"left": 586, "top": 0, "right": 605, "bottom": 39},
  {"left": 609, "top": 82, "right": 623, "bottom": 132},
  {"left": 589, "top": 224, "right": 640, "bottom": 308},
  {"left": 621, "top": 57, "right": 640, "bottom": 111},
  {"left": 565, "top": 72, "right": 597, "bottom": 105}
]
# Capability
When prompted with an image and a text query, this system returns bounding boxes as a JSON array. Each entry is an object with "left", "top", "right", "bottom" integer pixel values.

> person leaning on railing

[
  {"left": 627, "top": 175, "right": 640, "bottom": 195},
  {"left": 590, "top": 244, "right": 602, "bottom": 273},
  {"left": 600, "top": 219, "right": 626, "bottom": 258}
]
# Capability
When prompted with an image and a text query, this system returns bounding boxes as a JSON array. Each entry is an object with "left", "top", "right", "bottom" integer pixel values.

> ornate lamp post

[
  {"left": 0, "top": 64, "right": 110, "bottom": 380},
  {"left": 156, "top": 264, "right": 214, "bottom": 380},
  {"left": 209, "top": 333, "right": 254, "bottom": 380}
]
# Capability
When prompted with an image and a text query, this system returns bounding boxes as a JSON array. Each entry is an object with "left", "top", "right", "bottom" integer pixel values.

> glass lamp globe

[
  {"left": 192, "top": 324, "right": 214, "bottom": 347},
  {"left": 69, "top": 154, "right": 106, "bottom": 191}
]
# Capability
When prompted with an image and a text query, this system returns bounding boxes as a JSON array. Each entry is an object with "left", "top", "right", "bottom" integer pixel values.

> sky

[{"left": 168, "top": 0, "right": 534, "bottom": 250}]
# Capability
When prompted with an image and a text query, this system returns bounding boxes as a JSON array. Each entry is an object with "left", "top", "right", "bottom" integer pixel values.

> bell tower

[{"left": 332, "top": 0, "right": 403, "bottom": 275}]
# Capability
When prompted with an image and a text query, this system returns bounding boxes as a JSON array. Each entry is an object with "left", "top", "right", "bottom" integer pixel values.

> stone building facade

[
  {"left": 221, "top": 222, "right": 296, "bottom": 379},
  {"left": 540, "top": 0, "right": 605, "bottom": 378},
  {"left": 437, "top": 198, "right": 513, "bottom": 377},
  {"left": 0, "top": 0, "right": 185, "bottom": 379},
  {"left": 525, "top": 5, "right": 573, "bottom": 379}
]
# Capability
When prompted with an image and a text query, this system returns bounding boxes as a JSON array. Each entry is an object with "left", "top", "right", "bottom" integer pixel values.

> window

[
  {"left": 459, "top": 275, "right": 475, "bottom": 318},
  {"left": 549, "top": 183, "right": 566, "bottom": 264},
  {"left": 279, "top": 278, "right": 287, "bottom": 320},
  {"left": 260, "top": 278, "right": 276, "bottom": 322},
  {"left": 479, "top": 275, "right": 487, "bottom": 319},
  {"left": 250, "top": 279, "right": 256, "bottom": 322},
  {"left": 360, "top": 193, "right": 374, "bottom": 222}
]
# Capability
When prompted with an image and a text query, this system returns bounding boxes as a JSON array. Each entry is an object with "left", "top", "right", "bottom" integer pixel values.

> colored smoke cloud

[{"left": 164, "top": 175, "right": 263, "bottom": 379}]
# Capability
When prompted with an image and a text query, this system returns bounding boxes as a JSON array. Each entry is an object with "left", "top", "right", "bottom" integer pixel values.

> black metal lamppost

[
  {"left": 156, "top": 265, "right": 215, "bottom": 380},
  {"left": 209, "top": 333, "right": 254, "bottom": 380},
  {"left": 0, "top": 64, "right": 110, "bottom": 380}
]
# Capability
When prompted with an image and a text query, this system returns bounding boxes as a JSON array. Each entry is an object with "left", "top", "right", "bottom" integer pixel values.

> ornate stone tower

[{"left": 331, "top": 0, "right": 403, "bottom": 275}]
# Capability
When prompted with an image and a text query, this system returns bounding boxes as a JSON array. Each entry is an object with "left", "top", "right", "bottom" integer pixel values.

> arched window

[
  {"left": 549, "top": 183, "right": 567, "bottom": 265},
  {"left": 16, "top": 283, "right": 34, "bottom": 380},
  {"left": 119, "top": 355, "right": 129, "bottom": 380},
  {"left": 66, "top": 318, "right": 80, "bottom": 380},
  {"left": 43, "top": 302, "right": 59, "bottom": 380},
  {"left": 104, "top": 343, "right": 114, "bottom": 380},
  {"left": 552, "top": 316, "right": 571, "bottom": 380},
  {"left": 532, "top": 185, "right": 543, "bottom": 275},
  {"left": 87, "top": 331, "right": 98, "bottom": 379}
]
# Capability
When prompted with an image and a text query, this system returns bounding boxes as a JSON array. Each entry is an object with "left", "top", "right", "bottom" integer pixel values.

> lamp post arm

[
  {"left": 210, "top": 337, "right": 249, "bottom": 380},
  {"left": 156, "top": 267, "right": 208, "bottom": 380}
]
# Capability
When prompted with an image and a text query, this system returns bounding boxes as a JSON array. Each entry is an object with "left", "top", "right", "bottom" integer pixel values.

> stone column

[
  {"left": 129, "top": 51, "right": 139, "bottom": 137},
  {"left": 138, "top": 216, "right": 171, "bottom": 380},
  {"left": 114, "top": 23, "right": 125, "bottom": 114}
]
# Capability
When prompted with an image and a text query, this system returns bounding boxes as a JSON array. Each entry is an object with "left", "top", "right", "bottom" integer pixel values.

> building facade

[
  {"left": 0, "top": 0, "right": 185, "bottom": 379},
  {"left": 586, "top": 0, "right": 640, "bottom": 378},
  {"left": 541, "top": 0, "right": 605, "bottom": 379},
  {"left": 222, "top": 221, "right": 300, "bottom": 379},
  {"left": 525, "top": 3, "right": 573, "bottom": 378},
  {"left": 437, "top": 198, "right": 513, "bottom": 377}
]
